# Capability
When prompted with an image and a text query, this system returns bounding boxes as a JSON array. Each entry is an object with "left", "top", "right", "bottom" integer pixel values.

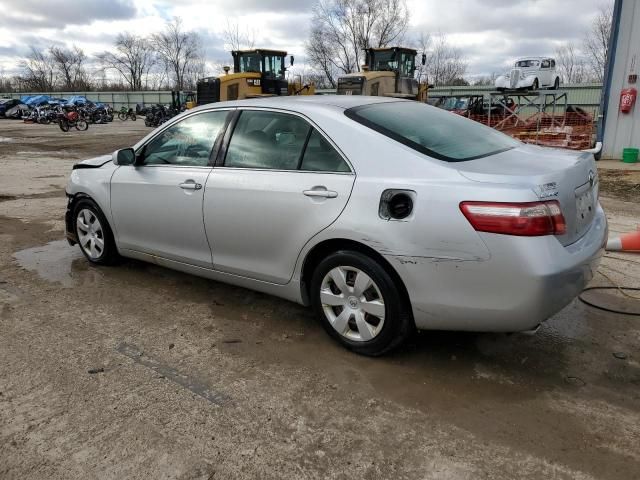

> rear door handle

[
  {"left": 304, "top": 189, "right": 338, "bottom": 198},
  {"left": 179, "top": 181, "right": 202, "bottom": 191}
]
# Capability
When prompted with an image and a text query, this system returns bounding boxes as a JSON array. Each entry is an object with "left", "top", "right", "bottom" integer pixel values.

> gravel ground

[{"left": 0, "top": 120, "right": 639, "bottom": 480}]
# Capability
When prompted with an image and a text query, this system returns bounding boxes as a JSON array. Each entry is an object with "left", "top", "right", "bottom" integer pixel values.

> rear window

[{"left": 345, "top": 101, "right": 519, "bottom": 162}]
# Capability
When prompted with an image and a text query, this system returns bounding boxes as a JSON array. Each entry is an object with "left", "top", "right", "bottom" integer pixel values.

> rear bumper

[{"left": 393, "top": 204, "right": 608, "bottom": 332}]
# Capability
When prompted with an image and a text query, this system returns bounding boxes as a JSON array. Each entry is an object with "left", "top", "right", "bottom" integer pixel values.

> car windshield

[
  {"left": 515, "top": 60, "right": 539, "bottom": 68},
  {"left": 345, "top": 101, "right": 519, "bottom": 162}
]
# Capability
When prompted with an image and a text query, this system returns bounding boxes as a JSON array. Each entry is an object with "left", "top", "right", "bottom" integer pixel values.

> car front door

[
  {"left": 204, "top": 109, "right": 355, "bottom": 284},
  {"left": 540, "top": 59, "right": 552, "bottom": 86},
  {"left": 110, "top": 109, "right": 231, "bottom": 268}
]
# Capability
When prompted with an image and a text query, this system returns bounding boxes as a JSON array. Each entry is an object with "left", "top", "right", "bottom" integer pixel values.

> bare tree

[
  {"left": 555, "top": 43, "right": 588, "bottom": 84},
  {"left": 223, "top": 18, "right": 256, "bottom": 51},
  {"left": 421, "top": 34, "right": 467, "bottom": 86},
  {"left": 50, "top": 45, "right": 88, "bottom": 90},
  {"left": 98, "top": 34, "right": 156, "bottom": 91},
  {"left": 152, "top": 18, "right": 203, "bottom": 90},
  {"left": 18, "top": 47, "right": 55, "bottom": 91},
  {"left": 472, "top": 72, "right": 499, "bottom": 86},
  {"left": 306, "top": 0, "right": 410, "bottom": 87},
  {"left": 0, "top": 67, "right": 13, "bottom": 92},
  {"left": 583, "top": 3, "right": 613, "bottom": 83},
  {"left": 414, "top": 32, "right": 430, "bottom": 84}
]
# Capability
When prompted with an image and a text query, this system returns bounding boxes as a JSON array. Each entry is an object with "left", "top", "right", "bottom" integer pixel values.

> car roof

[{"left": 189, "top": 95, "right": 402, "bottom": 115}]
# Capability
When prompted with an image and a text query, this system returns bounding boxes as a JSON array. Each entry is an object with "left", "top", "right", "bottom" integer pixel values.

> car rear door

[
  {"left": 204, "top": 108, "right": 355, "bottom": 284},
  {"left": 110, "top": 109, "right": 231, "bottom": 268}
]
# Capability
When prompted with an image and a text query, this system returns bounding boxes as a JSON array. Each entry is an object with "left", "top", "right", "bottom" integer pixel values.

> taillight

[{"left": 460, "top": 201, "right": 566, "bottom": 236}]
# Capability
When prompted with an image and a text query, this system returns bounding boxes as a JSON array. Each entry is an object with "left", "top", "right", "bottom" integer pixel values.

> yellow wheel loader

[
  {"left": 336, "top": 47, "right": 428, "bottom": 101},
  {"left": 196, "top": 49, "right": 314, "bottom": 105}
]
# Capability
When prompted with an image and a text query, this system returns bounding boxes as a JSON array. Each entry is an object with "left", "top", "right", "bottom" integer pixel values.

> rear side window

[
  {"left": 225, "top": 110, "right": 310, "bottom": 170},
  {"left": 300, "top": 130, "right": 350, "bottom": 172},
  {"left": 225, "top": 110, "right": 351, "bottom": 172},
  {"left": 345, "top": 101, "right": 519, "bottom": 162}
]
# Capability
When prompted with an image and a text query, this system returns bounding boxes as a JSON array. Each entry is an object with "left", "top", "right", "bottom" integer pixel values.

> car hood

[{"left": 72, "top": 154, "right": 113, "bottom": 170}]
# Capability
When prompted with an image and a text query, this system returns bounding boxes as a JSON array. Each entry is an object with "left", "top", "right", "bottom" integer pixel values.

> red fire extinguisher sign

[{"left": 620, "top": 87, "right": 637, "bottom": 113}]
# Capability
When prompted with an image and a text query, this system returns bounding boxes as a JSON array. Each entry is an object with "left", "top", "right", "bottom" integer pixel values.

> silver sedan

[{"left": 65, "top": 96, "right": 607, "bottom": 355}]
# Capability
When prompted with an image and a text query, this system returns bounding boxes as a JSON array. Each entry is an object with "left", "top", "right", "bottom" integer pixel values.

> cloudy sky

[{"left": 0, "top": 0, "right": 614, "bottom": 81}]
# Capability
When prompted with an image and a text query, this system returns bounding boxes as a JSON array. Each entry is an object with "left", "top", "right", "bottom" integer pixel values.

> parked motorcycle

[
  {"left": 118, "top": 106, "right": 137, "bottom": 121},
  {"left": 58, "top": 107, "right": 88, "bottom": 132}
]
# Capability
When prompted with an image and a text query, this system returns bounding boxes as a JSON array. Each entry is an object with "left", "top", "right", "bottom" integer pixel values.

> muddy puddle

[{"left": 13, "top": 240, "right": 102, "bottom": 287}]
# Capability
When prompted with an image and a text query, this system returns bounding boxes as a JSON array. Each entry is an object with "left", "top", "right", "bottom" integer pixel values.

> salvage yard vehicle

[
  {"left": 0, "top": 98, "right": 21, "bottom": 117},
  {"left": 65, "top": 96, "right": 606, "bottom": 356},
  {"left": 197, "top": 49, "right": 313, "bottom": 105},
  {"left": 337, "top": 47, "right": 428, "bottom": 101},
  {"left": 495, "top": 57, "right": 561, "bottom": 91}
]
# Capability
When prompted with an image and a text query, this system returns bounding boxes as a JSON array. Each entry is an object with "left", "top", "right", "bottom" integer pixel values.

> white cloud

[{"left": 0, "top": 0, "right": 614, "bottom": 79}]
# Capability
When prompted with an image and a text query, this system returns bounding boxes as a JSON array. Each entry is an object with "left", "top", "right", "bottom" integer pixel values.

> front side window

[
  {"left": 263, "top": 55, "right": 284, "bottom": 78},
  {"left": 141, "top": 111, "right": 229, "bottom": 166},
  {"left": 541, "top": 60, "right": 550, "bottom": 68},
  {"left": 399, "top": 52, "right": 415, "bottom": 77},
  {"left": 346, "top": 101, "right": 519, "bottom": 162}
]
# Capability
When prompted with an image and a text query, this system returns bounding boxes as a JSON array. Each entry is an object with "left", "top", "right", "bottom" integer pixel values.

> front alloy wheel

[
  {"left": 73, "top": 199, "right": 119, "bottom": 265},
  {"left": 76, "top": 209, "right": 105, "bottom": 260}
]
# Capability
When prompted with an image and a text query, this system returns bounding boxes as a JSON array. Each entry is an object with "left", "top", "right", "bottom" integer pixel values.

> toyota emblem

[{"left": 588, "top": 170, "right": 595, "bottom": 187}]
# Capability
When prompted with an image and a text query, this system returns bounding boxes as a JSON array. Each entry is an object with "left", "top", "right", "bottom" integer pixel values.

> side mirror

[
  {"left": 421, "top": 54, "right": 426, "bottom": 66},
  {"left": 290, "top": 55, "right": 294, "bottom": 67},
  {"left": 114, "top": 148, "right": 136, "bottom": 166}
]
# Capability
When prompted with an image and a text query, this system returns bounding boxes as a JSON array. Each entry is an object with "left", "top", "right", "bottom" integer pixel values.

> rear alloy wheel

[
  {"left": 310, "top": 250, "right": 413, "bottom": 356},
  {"left": 74, "top": 199, "right": 119, "bottom": 265}
]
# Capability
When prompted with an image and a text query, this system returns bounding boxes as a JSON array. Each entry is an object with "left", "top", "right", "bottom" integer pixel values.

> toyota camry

[{"left": 65, "top": 96, "right": 607, "bottom": 355}]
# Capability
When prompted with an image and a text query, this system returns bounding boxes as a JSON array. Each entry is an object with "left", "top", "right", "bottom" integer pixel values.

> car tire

[
  {"left": 73, "top": 198, "right": 119, "bottom": 266},
  {"left": 532, "top": 79, "right": 539, "bottom": 91},
  {"left": 552, "top": 77, "right": 560, "bottom": 90},
  {"left": 310, "top": 250, "right": 413, "bottom": 356}
]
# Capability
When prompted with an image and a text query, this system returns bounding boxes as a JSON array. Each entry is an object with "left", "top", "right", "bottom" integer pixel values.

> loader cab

[
  {"left": 197, "top": 49, "right": 292, "bottom": 106},
  {"left": 366, "top": 47, "right": 417, "bottom": 78},
  {"left": 232, "top": 49, "right": 290, "bottom": 96},
  {"left": 337, "top": 47, "right": 423, "bottom": 99}
]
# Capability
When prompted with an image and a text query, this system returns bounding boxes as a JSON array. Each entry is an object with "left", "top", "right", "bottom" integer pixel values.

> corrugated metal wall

[
  {"left": 429, "top": 84, "right": 603, "bottom": 115},
  {"left": 3, "top": 91, "right": 174, "bottom": 111},
  {"left": 602, "top": 0, "right": 640, "bottom": 160}
]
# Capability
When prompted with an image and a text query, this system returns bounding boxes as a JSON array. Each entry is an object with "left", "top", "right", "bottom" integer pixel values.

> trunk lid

[{"left": 457, "top": 144, "right": 599, "bottom": 246}]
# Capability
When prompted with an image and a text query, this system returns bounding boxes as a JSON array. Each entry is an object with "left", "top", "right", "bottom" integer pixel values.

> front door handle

[
  {"left": 179, "top": 181, "right": 202, "bottom": 191},
  {"left": 304, "top": 189, "right": 338, "bottom": 199}
]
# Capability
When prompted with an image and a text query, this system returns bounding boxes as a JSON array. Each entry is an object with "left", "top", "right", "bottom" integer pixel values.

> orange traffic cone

[{"left": 606, "top": 228, "right": 640, "bottom": 252}]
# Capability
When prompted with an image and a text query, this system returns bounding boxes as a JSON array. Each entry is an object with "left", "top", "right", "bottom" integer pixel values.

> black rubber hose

[{"left": 579, "top": 286, "right": 640, "bottom": 316}]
